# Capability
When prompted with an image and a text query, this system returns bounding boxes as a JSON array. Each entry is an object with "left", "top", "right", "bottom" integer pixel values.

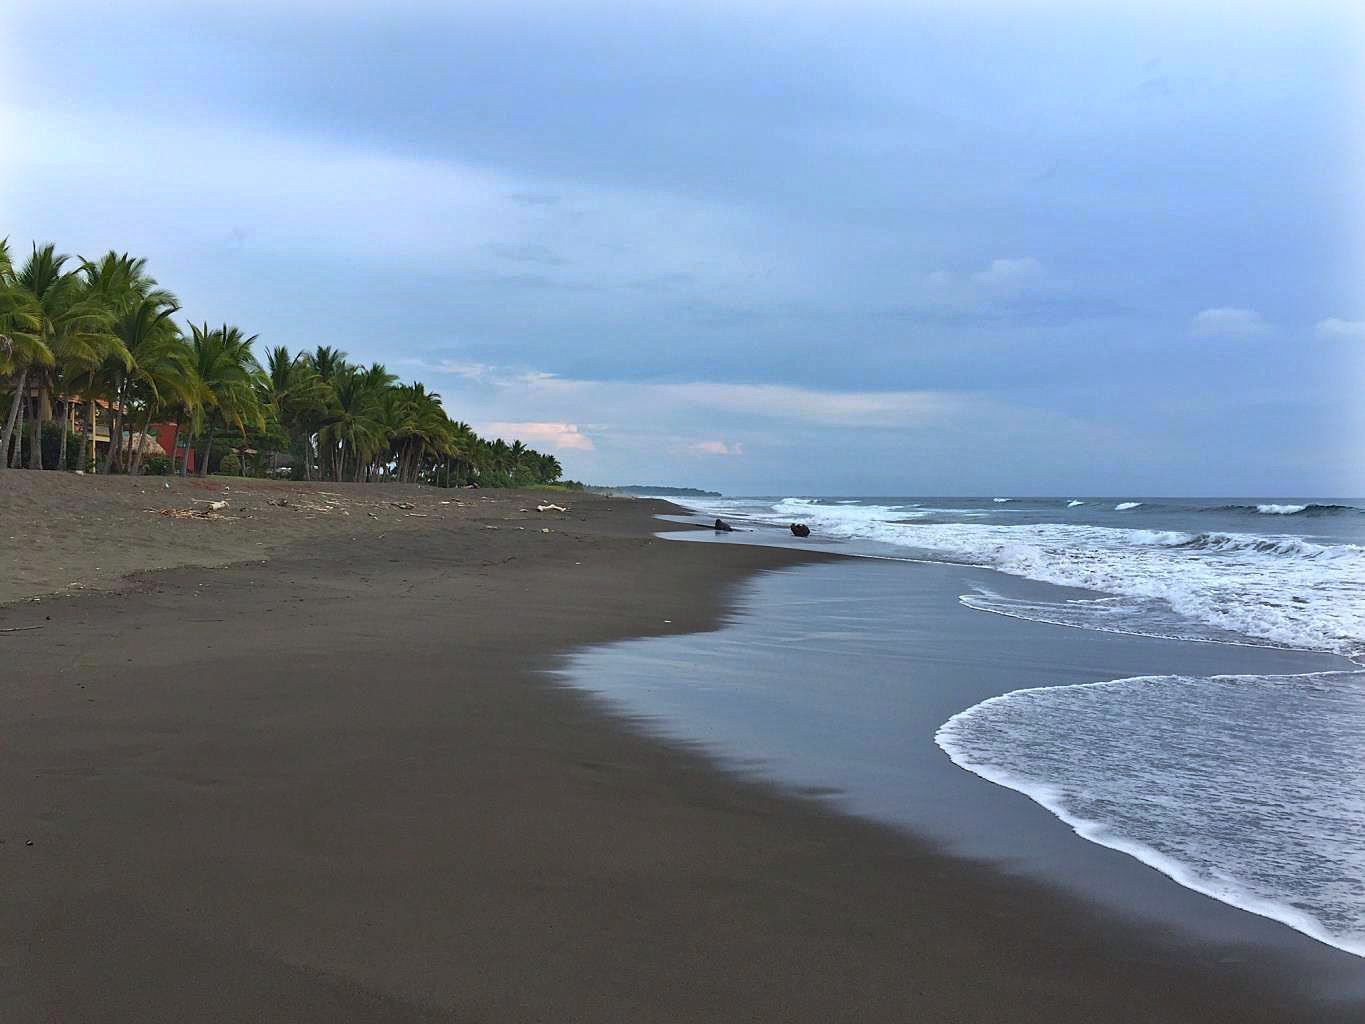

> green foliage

[
  {"left": 143, "top": 454, "right": 171, "bottom": 475},
  {"left": 2, "top": 238, "right": 577, "bottom": 485}
]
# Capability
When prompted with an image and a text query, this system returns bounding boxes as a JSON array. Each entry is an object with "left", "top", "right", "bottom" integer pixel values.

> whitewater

[{"left": 675, "top": 495, "right": 1365, "bottom": 956}]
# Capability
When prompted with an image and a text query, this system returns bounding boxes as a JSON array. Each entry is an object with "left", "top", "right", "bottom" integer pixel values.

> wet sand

[
  {"left": 562, "top": 552, "right": 1365, "bottom": 994},
  {"left": 2, "top": 481, "right": 1360, "bottom": 1021}
]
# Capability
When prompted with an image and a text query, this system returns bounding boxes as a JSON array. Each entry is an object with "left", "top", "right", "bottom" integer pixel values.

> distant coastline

[{"left": 592, "top": 485, "right": 722, "bottom": 497}]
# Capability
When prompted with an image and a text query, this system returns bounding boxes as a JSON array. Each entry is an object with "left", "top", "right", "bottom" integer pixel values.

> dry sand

[{"left": 2, "top": 474, "right": 1359, "bottom": 1021}]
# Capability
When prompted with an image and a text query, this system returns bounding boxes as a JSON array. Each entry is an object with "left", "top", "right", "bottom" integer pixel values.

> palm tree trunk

[
  {"left": 198, "top": 423, "right": 216, "bottom": 477},
  {"left": 26, "top": 385, "right": 43, "bottom": 469},
  {"left": 0, "top": 366, "right": 27, "bottom": 470},
  {"left": 169, "top": 412, "right": 183, "bottom": 474},
  {"left": 10, "top": 396, "right": 23, "bottom": 468},
  {"left": 9, "top": 391, "right": 24, "bottom": 468},
  {"left": 130, "top": 407, "right": 156, "bottom": 475},
  {"left": 86, "top": 397, "right": 98, "bottom": 472},
  {"left": 56, "top": 396, "right": 70, "bottom": 471},
  {"left": 101, "top": 376, "right": 126, "bottom": 474}
]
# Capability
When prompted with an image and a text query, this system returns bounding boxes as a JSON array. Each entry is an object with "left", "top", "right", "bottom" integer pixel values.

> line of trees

[{"left": 0, "top": 240, "right": 568, "bottom": 487}]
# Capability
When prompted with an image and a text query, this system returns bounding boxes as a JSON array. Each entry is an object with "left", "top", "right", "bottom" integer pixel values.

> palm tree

[
  {"left": 188, "top": 323, "right": 264, "bottom": 476},
  {"left": 440, "top": 419, "right": 481, "bottom": 486},
  {"left": 0, "top": 238, "right": 43, "bottom": 467},
  {"left": 319, "top": 362, "right": 391, "bottom": 481},
  {"left": 2, "top": 245, "right": 121, "bottom": 470},
  {"left": 122, "top": 322, "right": 200, "bottom": 475},
  {"left": 259, "top": 345, "right": 332, "bottom": 479},
  {"left": 81, "top": 252, "right": 174, "bottom": 472},
  {"left": 535, "top": 452, "right": 563, "bottom": 484},
  {"left": 379, "top": 381, "right": 454, "bottom": 483}
]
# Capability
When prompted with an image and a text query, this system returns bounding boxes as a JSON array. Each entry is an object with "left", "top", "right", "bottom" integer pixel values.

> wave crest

[{"left": 1214, "top": 502, "right": 1359, "bottom": 516}]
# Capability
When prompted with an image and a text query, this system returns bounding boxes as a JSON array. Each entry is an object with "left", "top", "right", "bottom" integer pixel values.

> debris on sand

[
  {"left": 390, "top": 501, "right": 416, "bottom": 510},
  {"left": 155, "top": 507, "right": 230, "bottom": 520},
  {"left": 537, "top": 503, "right": 568, "bottom": 513}
]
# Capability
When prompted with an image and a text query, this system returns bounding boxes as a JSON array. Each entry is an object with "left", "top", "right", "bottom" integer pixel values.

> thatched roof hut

[{"left": 120, "top": 432, "right": 166, "bottom": 458}]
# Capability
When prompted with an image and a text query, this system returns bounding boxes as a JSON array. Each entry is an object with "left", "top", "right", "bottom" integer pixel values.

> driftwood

[
  {"left": 0, "top": 625, "right": 43, "bottom": 633},
  {"left": 154, "top": 507, "right": 229, "bottom": 520}
]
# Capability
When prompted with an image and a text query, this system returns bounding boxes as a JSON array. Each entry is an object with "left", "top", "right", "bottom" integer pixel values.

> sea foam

[
  {"left": 746, "top": 501, "right": 1365, "bottom": 658},
  {"left": 679, "top": 495, "right": 1365, "bottom": 957},
  {"left": 936, "top": 671, "right": 1365, "bottom": 957}
]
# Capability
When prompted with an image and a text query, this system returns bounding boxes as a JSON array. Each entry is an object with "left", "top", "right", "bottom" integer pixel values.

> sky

[{"left": 2, "top": 0, "right": 1362, "bottom": 495}]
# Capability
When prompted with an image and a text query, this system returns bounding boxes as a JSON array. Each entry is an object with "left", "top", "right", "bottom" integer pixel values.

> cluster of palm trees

[{"left": 0, "top": 240, "right": 567, "bottom": 486}]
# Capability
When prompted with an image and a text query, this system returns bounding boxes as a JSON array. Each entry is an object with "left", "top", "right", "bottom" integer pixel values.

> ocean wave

[
  {"left": 1170, "top": 531, "right": 1352, "bottom": 560},
  {"left": 1114, "top": 501, "right": 1142, "bottom": 511},
  {"left": 936, "top": 671, "right": 1365, "bottom": 958},
  {"left": 1210, "top": 502, "right": 1360, "bottom": 517},
  {"left": 722, "top": 501, "right": 1365, "bottom": 656},
  {"left": 1066, "top": 500, "right": 1085, "bottom": 507},
  {"left": 959, "top": 590, "right": 1290, "bottom": 649},
  {"left": 993, "top": 497, "right": 1012, "bottom": 503}
]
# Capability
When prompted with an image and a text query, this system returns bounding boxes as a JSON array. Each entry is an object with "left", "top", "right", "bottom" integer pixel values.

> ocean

[{"left": 559, "top": 496, "right": 1365, "bottom": 964}]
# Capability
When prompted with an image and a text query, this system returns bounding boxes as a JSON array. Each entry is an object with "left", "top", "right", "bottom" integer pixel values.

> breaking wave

[
  {"left": 936, "top": 671, "right": 1365, "bottom": 958},
  {"left": 714, "top": 499, "right": 1365, "bottom": 659},
  {"left": 1217, "top": 502, "right": 1360, "bottom": 517}
]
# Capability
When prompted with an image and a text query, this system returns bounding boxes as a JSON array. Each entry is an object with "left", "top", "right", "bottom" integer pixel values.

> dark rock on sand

[
  {"left": 714, "top": 518, "right": 734, "bottom": 532},
  {"left": 790, "top": 523, "right": 811, "bottom": 537}
]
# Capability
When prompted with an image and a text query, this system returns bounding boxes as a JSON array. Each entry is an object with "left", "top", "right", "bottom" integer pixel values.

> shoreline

[
  {"left": 558, "top": 546, "right": 1365, "bottom": 983},
  {"left": 651, "top": 513, "right": 1365, "bottom": 972},
  {"left": 3, "top": 484, "right": 1360, "bottom": 1020}
]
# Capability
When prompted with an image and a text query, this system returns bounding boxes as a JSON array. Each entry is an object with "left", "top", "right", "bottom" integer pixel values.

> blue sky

[{"left": 3, "top": 0, "right": 1361, "bottom": 494}]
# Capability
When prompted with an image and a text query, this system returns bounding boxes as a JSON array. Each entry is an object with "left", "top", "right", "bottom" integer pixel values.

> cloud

[
  {"left": 437, "top": 363, "right": 1131, "bottom": 491},
  {"left": 653, "top": 382, "right": 970, "bottom": 427},
  {"left": 1315, "top": 317, "right": 1365, "bottom": 340},
  {"left": 512, "top": 376, "right": 974, "bottom": 429},
  {"left": 971, "top": 257, "right": 1047, "bottom": 291},
  {"left": 684, "top": 440, "right": 744, "bottom": 456},
  {"left": 421, "top": 359, "right": 495, "bottom": 381},
  {"left": 902, "top": 258, "right": 1101, "bottom": 327},
  {"left": 481, "top": 421, "right": 594, "bottom": 451},
  {"left": 0, "top": 101, "right": 796, "bottom": 308},
  {"left": 1189, "top": 307, "right": 1267, "bottom": 338}
]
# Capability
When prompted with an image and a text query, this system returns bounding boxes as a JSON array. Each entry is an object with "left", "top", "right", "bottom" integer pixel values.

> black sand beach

[{"left": 2, "top": 480, "right": 1361, "bottom": 1021}]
